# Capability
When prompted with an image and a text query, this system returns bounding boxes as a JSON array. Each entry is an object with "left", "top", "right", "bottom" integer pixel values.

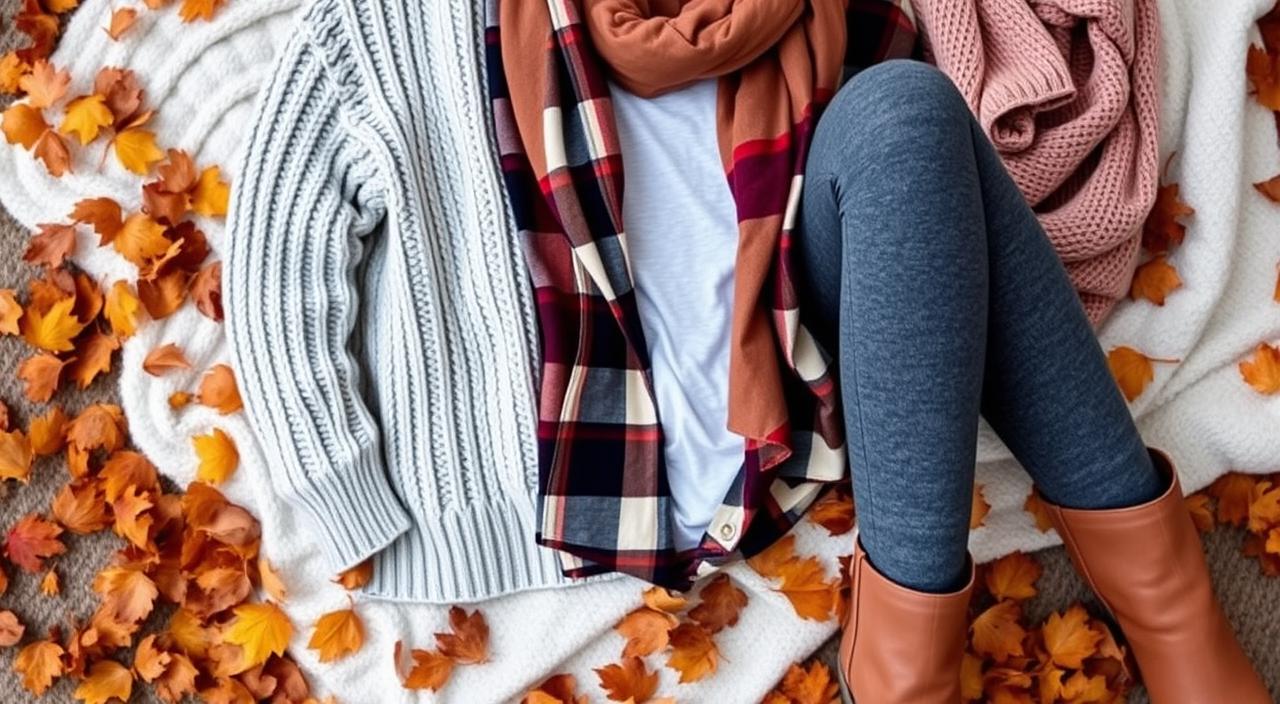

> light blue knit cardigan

[{"left": 224, "top": 0, "right": 618, "bottom": 602}]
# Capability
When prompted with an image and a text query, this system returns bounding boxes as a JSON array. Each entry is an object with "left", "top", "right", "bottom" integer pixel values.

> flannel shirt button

[{"left": 718, "top": 522, "right": 735, "bottom": 540}]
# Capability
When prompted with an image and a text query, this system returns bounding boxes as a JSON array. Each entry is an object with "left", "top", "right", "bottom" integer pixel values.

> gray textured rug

[{"left": 0, "top": 5, "right": 1276, "bottom": 704}]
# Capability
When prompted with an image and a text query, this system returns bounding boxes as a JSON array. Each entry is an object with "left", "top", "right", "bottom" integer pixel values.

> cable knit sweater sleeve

[{"left": 223, "top": 28, "right": 412, "bottom": 573}]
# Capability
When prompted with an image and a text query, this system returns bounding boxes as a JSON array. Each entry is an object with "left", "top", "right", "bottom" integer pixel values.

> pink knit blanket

[{"left": 912, "top": 0, "right": 1161, "bottom": 325}]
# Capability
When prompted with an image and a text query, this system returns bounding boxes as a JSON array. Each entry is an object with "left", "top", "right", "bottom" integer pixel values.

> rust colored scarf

[
  {"left": 495, "top": 0, "right": 864, "bottom": 586},
  {"left": 502, "top": 0, "right": 847, "bottom": 452}
]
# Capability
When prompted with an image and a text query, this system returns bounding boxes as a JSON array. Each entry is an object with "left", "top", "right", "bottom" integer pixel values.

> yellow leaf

[
  {"left": 192, "top": 165, "right": 230, "bottom": 216},
  {"left": 21, "top": 296, "right": 86, "bottom": 352},
  {"left": 193, "top": 427, "right": 238, "bottom": 484},
  {"left": 105, "top": 280, "right": 142, "bottom": 337},
  {"left": 59, "top": 94, "right": 112, "bottom": 145},
  {"left": 114, "top": 213, "right": 170, "bottom": 266},
  {"left": 73, "top": 660, "right": 133, "bottom": 704},
  {"left": 308, "top": 605, "right": 364, "bottom": 663},
  {"left": 223, "top": 601, "right": 292, "bottom": 672},
  {"left": 114, "top": 127, "right": 164, "bottom": 174}
]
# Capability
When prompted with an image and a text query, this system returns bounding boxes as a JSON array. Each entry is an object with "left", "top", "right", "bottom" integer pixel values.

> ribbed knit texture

[
  {"left": 912, "top": 0, "right": 1161, "bottom": 326},
  {"left": 222, "top": 0, "right": 599, "bottom": 602},
  {"left": 3, "top": 0, "right": 1280, "bottom": 700}
]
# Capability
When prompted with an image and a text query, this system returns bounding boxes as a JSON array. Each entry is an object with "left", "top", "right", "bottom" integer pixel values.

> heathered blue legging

[{"left": 794, "top": 59, "right": 1165, "bottom": 594}]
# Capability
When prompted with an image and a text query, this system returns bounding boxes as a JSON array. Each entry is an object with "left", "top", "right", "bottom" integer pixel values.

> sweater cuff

[{"left": 292, "top": 455, "right": 414, "bottom": 573}]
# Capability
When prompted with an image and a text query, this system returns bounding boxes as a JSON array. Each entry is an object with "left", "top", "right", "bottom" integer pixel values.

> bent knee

[
  {"left": 808, "top": 60, "right": 972, "bottom": 170},
  {"left": 836, "top": 59, "right": 967, "bottom": 116}
]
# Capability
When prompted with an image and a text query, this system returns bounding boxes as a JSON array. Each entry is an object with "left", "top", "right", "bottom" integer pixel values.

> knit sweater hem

[{"left": 361, "top": 497, "right": 627, "bottom": 603}]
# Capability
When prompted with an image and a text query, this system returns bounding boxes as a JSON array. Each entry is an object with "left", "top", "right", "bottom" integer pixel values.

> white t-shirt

[{"left": 610, "top": 77, "right": 743, "bottom": 551}]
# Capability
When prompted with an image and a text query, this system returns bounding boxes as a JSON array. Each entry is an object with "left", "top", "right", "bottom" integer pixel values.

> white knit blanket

[{"left": 1, "top": 0, "right": 1276, "bottom": 701}]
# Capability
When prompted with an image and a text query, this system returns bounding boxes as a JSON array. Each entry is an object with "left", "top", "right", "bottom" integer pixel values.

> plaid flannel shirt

[{"left": 487, "top": 0, "right": 919, "bottom": 592}]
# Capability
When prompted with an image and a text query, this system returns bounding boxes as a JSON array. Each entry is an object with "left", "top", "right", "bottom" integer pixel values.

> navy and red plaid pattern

[{"left": 487, "top": 0, "right": 918, "bottom": 592}]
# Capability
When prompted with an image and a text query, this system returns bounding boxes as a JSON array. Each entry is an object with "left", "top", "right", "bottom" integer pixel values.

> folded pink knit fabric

[{"left": 912, "top": 0, "right": 1161, "bottom": 326}]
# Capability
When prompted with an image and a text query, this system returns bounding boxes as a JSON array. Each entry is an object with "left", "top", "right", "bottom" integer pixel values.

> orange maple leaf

[
  {"left": 1209, "top": 473, "right": 1257, "bottom": 526},
  {"left": 984, "top": 552, "right": 1041, "bottom": 602},
  {"left": 14, "top": 639, "right": 65, "bottom": 695},
  {"left": 665, "top": 622, "right": 719, "bottom": 684},
  {"left": 774, "top": 556, "right": 838, "bottom": 621},
  {"left": 1247, "top": 44, "right": 1280, "bottom": 110},
  {"left": 71, "top": 197, "right": 124, "bottom": 242},
  {"left": 398, "top": 641, "right": 454, "bottom": 691},
  {"left": 523, "top": 673, "right": 589, "bottom": 704},
  {"left": 51, "top": 479, "right": 111, "bottom": 533},
  {"left": 334, "top": 559, "right": 373, "bottom": 590},
  {"left": 106, "top": 7, "right": 138, "bottom": 40},
  {"left": 687, "top": 572, "right": 748, "bottom": 634},
  {"left": 0, "top": 610, "right": 24, "bottom": 647},
  {"left": 198, "top": 364, "right": 243, "bottom": 414},
  {"left": 93, "top": 564, "right": 159, "bottom": 624},
  {"left": 18, "top": 59, "right": 68, "bottom": 108},
  {"left": 434, "top": 606, "right": 489, "bottom": 664},
  {"left": 1107, "top": 346, "right": 1178, "bottom": 401},
  {"left": 775, "top": 660, "right": 840, "bottom": 704},
  {"left": 1185, "top": 493, "right": 1216, "bottom": 532},
  {"left": 1240, "top": 342, "right": 1280, "bottom": 394},
  {"left": 641, "top": 584, "right": 687, "bottom": 613},
  {"left": 746, "top": 532, "right": 798, "bottom": 579},
  {"left": 24, "top": 222, "right": 76, "bottom": 268},
  {"left": 0, "top": 427, "right": 33, "bottom": 482},
  {"left": 142, "top": 342, "right": 191, "bottom": 375},
  {"left": 4, "top": 513, "right": 65, "bottom": 572},
  {"left": 970, "top": 599, "right": 1026, "bottom": 663},
  {"left": 1129, "top": 255, "right": 1182, "bottom": 305},
  {"left": 1141, "top": 182, "right": 1194, "bottom": 254},
  {"left": 1041, "top": 604, "right": 1103, "bottom": 669},
  {"left": 615, "top": 607, "right": 677, "bottom": 659},
  {"left": 806, "top": 484, "right": 854, "bottom": 535},
  {"left": 595, "top": 656, "right": 660, "bottom": 703},
  {"left": 971, "top": 483, "right": 991, "bottom": 529},
  {"left": 308, "top": 603, "right": 365, "bottom": 663},
  {"left": 70, "top": 328, "right": 120, "bottom": 389},
  {"left": 73, "top": 659, "right": 133, "bottom": 704}
]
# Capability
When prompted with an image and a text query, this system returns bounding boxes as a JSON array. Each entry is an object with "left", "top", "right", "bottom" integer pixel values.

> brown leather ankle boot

[
  {"left": 837, "top": 536, "right": 974, "bottom": 704},
  {"left": 1042, "top": 446, "right": 1272, "bottom": 704}
]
